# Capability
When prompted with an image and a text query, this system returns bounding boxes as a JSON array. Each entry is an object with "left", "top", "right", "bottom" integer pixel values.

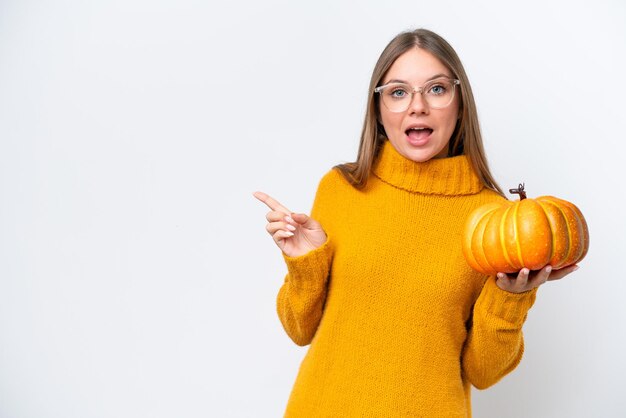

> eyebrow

[{"left": 383, "top": 73, "right": 451, "bottom": 85}]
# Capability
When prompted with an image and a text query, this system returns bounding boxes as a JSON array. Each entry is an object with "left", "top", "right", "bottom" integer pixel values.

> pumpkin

[{"left": 462, "top": 184, "right": 589, "bottom": 275}]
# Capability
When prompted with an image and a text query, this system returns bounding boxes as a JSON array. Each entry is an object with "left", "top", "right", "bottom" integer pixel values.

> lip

[
  {"left": 404, "top": 123, "right": 433, "bottom": 131},
  {"left": 404, "top": 124, "right": 434, "bottom": 147}
]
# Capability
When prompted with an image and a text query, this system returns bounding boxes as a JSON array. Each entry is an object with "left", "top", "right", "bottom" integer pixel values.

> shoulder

[
  {"left": 316, "top": 167, "right": 353, "bottom": 193},
  {"left": 457, "top": 187, "right": 508, "bottom": 215},
  {"left": 477, "top": 187, "right": 508, "bottom": 204},
  {"left": 310, "top": 167, "right": 355, "bottom": 217},
  {"left": 310, "top": 168, "right": 352, "bottom": 225}
]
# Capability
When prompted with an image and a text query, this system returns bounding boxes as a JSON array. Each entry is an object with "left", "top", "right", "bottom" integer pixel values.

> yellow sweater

[{"left": 278, "top": 140, "right": 538, "bottom": 417}]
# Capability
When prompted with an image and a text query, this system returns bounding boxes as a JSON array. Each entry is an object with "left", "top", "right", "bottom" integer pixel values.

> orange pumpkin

[{"left": 462, "top": 184, "right": 589, "bottom": 275}]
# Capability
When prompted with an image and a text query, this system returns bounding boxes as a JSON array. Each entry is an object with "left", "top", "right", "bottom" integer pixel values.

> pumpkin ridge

[
  {"left": 499, "top": 205, "right": 515, "bottom": 270},
  {"left": 474, "top": 206, "right": 500, "bottom": 274},
  {"left": 513, "top": 203, "right": 525, "bottom": 267},
  {"left": 536, "top": 199, "right": 556, "bottom": 266},
  {"left": 481, "top": 208, "right": 501, "bottom": 273},
  {"left": 555, "top": 198, "right": 588, "bottom": 264},
  {"left": 539, "top": 197, "right": 570, "bottom": 269},
  {"left": 562, "top": 200, "right": 586, "bottom": 266},
  {"left": 463, "top": 202, "right": 502, "bottom": 274},
  {"left": 554, "top": 202, "right": 575, "bottom": 266},
  {"left": 569, "top": 203, "right": 589, "bottom": 263}
]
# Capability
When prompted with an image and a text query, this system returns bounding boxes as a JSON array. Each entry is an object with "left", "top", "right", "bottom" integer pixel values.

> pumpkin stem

[{"left": 509, "top": 183, "right": 527, "bottom": 200}]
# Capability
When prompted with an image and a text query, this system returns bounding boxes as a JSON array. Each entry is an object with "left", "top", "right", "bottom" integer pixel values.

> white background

[{"left": 1, "top": 0, "right": 625, "bottom": 417}]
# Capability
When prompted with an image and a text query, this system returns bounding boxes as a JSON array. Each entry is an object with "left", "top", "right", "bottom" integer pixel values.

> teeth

[{"left": 409, "top": 127, "right": 427, "bottom": 130}]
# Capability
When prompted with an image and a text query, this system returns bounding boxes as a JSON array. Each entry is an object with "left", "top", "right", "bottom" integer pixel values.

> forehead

[{"left": 383, "top": 47, "right": 452, "bottom": 84}]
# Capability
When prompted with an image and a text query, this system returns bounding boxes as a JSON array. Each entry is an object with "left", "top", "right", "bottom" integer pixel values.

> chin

[
  {"left": 411, "top": 154, "right": 438, "bottom": 163},
  {"left": 402, "top": 146, "right": 447, "bottom": 163}
]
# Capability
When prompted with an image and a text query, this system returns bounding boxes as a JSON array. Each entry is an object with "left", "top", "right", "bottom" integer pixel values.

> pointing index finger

[{"left": 253, "top": 191, "right": 291, "bottom": 214}]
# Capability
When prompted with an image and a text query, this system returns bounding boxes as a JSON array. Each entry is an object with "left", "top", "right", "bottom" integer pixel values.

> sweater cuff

[
  {"left": 282, "top": 237, "right": 334, "bottom": 289},
  {"left": 475, "top": 275, "right": 538, "bottom": 326}
]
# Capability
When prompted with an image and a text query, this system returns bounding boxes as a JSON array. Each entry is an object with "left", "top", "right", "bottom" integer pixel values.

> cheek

[
  {"left": 381, "top": 111, "right": 403, "bottom": 135},
  {"left": 442, "top": 105, "right": 460, "bottom": 134},
  {"left": 445, "top": 114, "right": 458, "bottom": 133}
]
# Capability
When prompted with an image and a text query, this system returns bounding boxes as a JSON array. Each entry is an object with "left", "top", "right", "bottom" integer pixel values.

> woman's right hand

[{"left": 253, "top": 191, "right": 327, "bottom": 258}]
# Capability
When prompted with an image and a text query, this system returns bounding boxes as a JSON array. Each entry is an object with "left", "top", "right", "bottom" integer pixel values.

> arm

[
  {"left": 276, "top": 170, "right": 341, "bottom": 346},
  {"left": 259, "top": 170, "right": 339, "bottom": 346},
  {"left": 461, "top": 261, "right": 579, "bottom": 388},
  {"left": 461, "top": 275, "right": 538, "bottom": 389},
  {"left": 277, "top": 237, "right": 334, "bottom": 346}
]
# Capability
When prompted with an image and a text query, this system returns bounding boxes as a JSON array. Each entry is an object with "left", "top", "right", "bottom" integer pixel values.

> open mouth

[{"left": 405, "top": 127, "right": 433, "bottom": 142}]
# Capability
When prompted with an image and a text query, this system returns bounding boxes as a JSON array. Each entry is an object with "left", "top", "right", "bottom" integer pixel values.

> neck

[{"left": 371, "top": 140, "right": 483, "bottom": 195}]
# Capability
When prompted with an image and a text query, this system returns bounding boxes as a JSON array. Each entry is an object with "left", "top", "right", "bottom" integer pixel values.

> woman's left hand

[{"left": 495, "top": 264, "right": 580, "bottom": 294}]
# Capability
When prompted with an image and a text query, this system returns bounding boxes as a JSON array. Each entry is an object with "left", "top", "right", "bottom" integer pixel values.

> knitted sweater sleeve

[
  {"left": 276, "top": 171, "right": 337, "bottom": 346},
  {"left": 461, "top": 275, "right": 538, "bottom": 389}
]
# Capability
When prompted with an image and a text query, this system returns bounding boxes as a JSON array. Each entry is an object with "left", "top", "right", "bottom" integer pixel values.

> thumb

[{"left": 290, "top": 212, "right": 320, "bottom": 229}]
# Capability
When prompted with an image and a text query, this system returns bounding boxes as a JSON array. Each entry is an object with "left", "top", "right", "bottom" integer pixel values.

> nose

[{"left": 408, "top": 91, "right": 429, "bottom": 114}]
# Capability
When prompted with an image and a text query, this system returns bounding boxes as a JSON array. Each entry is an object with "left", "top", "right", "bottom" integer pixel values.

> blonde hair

[{"left": 335, "top": 28, "right": 505, "bottom": 197}]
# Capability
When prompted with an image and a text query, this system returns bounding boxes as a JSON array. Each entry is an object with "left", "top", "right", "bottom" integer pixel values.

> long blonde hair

[{"left": 335, "top": 28, "right": 505, "bottom": 197}]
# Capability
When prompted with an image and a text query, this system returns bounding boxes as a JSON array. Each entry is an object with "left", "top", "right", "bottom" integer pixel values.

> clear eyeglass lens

[{"left": 380, "top": 79, "right": 456, "bottom": 112}]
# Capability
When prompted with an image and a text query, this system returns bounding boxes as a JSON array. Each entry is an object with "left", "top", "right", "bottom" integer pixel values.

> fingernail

[
  {"left": 285, "top": 216, "right": 294, "bottom": 223},
  {"left": 522, "top": 268, "right": 529, "bottom": 275},
  {"left": 572, "top": 266, "right": 579, "bottom": 272},
  {"left": 497, "top": 273, "right": 505, "bottom": 279},
  {"left": 285, "top": 231, "right": 294, "bottom": 237},
  {"left": 286, "top": 224, "right": 296, "bottom": 231},
  {"left": 546, "top": 266, "right": 552, "bottom": 273}
]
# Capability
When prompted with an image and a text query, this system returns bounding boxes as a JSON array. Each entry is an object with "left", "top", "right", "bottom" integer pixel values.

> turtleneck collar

[{"left": 371, "top": 140, "right": 484, "bottom": 196}]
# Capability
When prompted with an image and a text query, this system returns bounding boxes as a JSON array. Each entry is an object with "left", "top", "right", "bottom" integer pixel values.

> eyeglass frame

[{"left": 374, "top": 77, "right": 461, "bottom": 112}]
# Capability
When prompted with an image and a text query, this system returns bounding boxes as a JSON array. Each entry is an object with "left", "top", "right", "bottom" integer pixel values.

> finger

[
  {"left": 496, "top": 272, "right": 512, "bottom": 291},
  {"left": 496, "top": 268, "right": 531, "bottom": 293},
  {"left": 272, "top": 229, "right": 294, "bottom": 244},
  {"left": 547, "top": 264, "right": 579, "bottom": 281},
  {"left": 266, "top": 210, "right": 291, "bottom": 222},
  {"left": 253, "top": 191, "right": 291, "bottom": 213},
  {"left": 290, "top": 212, "right": 319, "bottom": 229},
  {"left": 266, "top": 221, "right": 296, "bottom": 235},
  {"left": 515, "top": 268, "right": 530, "bottom": 289},
  {"left": 529, "top": 265, "right": 552, "bottom": 287}
]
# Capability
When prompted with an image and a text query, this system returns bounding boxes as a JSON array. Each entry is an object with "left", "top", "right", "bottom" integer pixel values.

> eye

[
  {"left": 428, "top": 84, "right": 448, "bottom": 95},
  {"left": 389, "top": 87, "right": 408, "bottom": 99}
]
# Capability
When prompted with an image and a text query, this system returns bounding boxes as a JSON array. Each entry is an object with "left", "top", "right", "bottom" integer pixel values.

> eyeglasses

[{"left": 374, "top": 77, "right": 460, "bottom": 112}]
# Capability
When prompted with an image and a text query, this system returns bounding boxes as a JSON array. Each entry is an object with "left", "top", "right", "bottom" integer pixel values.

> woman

[{"left": 254, "top": 28, "right": 577, "bottom": 417}]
